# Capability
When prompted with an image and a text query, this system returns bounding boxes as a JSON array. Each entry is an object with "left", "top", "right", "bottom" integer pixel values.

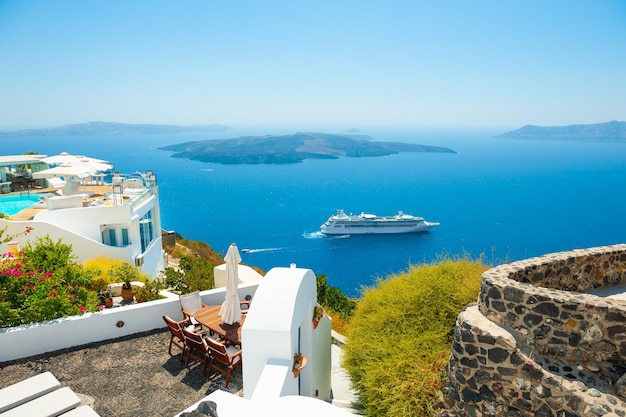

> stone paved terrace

[{"left": 0, "top": 329, "right": 242, "bottom": 417}]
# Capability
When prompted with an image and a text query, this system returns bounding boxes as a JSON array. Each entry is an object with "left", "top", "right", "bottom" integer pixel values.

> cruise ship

[{"left": 320, "top": 209, "right": 439, "bottom": 235}]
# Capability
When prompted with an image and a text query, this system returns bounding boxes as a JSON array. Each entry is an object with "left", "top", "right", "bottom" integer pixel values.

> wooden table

[{"left": 193, "top": 305, "right": 245, "bottom": 345}]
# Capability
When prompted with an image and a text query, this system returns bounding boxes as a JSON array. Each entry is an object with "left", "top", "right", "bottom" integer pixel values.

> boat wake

[
  {"left": 241, "top": 247, "right": 283, "bottom": 254},
  {"left": 303, "top": 231, "right": 325, "bottom": 239}
]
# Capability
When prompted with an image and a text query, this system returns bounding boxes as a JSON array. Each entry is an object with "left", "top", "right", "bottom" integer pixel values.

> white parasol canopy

[
  {"left": 41, "top": 152, "right": 109, "bottom": 165},
  {"left": 220, "top": 243, "right": 242, "bottom": 325},
  {"left": 32, "top": 163, "right": 95, "bottom": 179},
  {"left": 36, "top": 153, "right": 113, "bottom": 188},
  {"left": 41, "top": 153, "right": 113, "bottom": 171}
]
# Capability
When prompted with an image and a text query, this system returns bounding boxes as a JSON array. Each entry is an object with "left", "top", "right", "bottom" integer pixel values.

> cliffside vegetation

[
  {"left": 316, "top": 273, "right": 357, "bottom": 334},
  {"left": 342, "top": 258, "right": 487, "bottom": 417},
  {"left": 163, "top": 237, "right": 222, "bottom": 293},
  {"left": 164, "top": 234, "right": 356, "bottom": 332}
]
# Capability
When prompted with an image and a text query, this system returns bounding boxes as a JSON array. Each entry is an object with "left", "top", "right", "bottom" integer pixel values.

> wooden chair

[
  {"left": 179, "top": 290, "right": 208, "bottom": 321},
  {"left": 205, "top": 336, "right": 242, "bottom": 388},
  {"left": 163, "top": 315, "right": 191, "bottom": 362},
  {"left": 182, "top": 327, "right": 210, "bottom": 374}
]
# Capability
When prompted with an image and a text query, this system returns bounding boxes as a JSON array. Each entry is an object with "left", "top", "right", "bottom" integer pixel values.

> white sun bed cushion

[
  {"left": 0, "top": 386, "right": 80, "bottom": 417},
  {"left": 0, "top": 371, "right": 61, "bottom": 413},
  {"left": 59, "top": 405, "right": 101, "bottom": 417}
]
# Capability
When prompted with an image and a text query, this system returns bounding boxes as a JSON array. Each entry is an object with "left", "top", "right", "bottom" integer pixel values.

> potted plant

[
  {"left": 98, "top": 288, "right": 114, "bottom": 308},
  {"left": 121, "top": 279, "right": 134, "bottom": 302},
  {"left": 292, "top": 352, "right": 307, "bottom": 378},
  {"left": 114, "top": 263, "right": 138, "bottom": 302},
  {"left": 133, "top": 280, "right": 163, "bottom": 303},
  {"left": 312, "top": 305, "right": 324, "bottom": 329}
]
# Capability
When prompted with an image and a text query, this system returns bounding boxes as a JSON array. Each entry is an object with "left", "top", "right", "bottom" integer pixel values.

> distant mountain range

[
  {"left": 160, "top": 132, "right": 456, "bottom": 164},
  {"left": 0, "top": 121, "right": 232, "bottom": 136},
  {"left": 498, "top": 121, "right": 626, "bottom": 142}
]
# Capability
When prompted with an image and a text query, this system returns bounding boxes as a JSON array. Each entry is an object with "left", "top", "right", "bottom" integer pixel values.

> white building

[{"left": 0, "top": 154, "right": 165, "bottom": 278}]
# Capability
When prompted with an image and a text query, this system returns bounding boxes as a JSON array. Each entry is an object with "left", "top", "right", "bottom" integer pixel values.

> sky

[{"left": 0, "top": 1, "right": 624, "bottom": 131}]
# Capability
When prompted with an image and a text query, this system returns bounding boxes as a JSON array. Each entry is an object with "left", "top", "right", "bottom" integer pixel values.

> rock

[{"left": 180, "top": 400, "right": 219, "bottom": 417}]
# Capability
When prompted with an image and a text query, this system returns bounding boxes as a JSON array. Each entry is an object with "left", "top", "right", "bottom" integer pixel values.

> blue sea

[{"left": 5, "top": 128, "right": 626, "bottom": 297}]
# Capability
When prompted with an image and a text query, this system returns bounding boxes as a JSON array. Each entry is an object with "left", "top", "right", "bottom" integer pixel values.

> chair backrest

[
  {"left": 205, "top": 337, "right": 231, "bottom": 365},
  {"left": 179, "top": 291, "right": 202, "bottom": 316},
  {"left": 163, "top": 315, "right": 184, "bottom": 339},
  {"left": 182, "top": 328, "right": 207, "bottom": 353}
]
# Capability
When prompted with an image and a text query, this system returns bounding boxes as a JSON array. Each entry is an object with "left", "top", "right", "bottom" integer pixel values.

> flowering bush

[{"left": 0, "top": 235, "right": 100, "bottom": 328}]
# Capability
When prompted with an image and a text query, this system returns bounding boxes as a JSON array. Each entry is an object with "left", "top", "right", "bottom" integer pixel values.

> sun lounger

[
  {"left": 58, "top": 405, "right": 101, "bottom": 417},
  {"left": 0, "top": 371, "right": 61, "bottom": 413},
  {"left": 0, "top": 387, "right": 80, "bottom": 417}
]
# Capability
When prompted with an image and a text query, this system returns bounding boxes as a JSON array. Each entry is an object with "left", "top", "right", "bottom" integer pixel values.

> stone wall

[{"left": 443, "top": 244, "right": 626, "bottom": 417}]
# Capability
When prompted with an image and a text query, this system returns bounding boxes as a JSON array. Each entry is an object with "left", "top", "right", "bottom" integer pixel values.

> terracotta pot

[
  {"left": 121, "top": 287, "right": 134, "bottom": 302},
  {"left": 105, "top": 298, "right": 113, "bottom": 308},
  {"left": 292, "top": 357, "right": 308, "bottom": 378}
]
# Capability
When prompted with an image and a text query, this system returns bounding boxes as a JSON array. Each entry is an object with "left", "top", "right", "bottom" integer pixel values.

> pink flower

[
  {"left": 15, "top": 263, "right": 22, "bottom": 268},
  {"left": 80, "top": 306, "right": 86, "bottom": 313},
  {"left": 98, "top": 305, "right": 104, "bottom": 312},
  {"left": 25, "top": 226, "right": 32, "bottom": 234}
]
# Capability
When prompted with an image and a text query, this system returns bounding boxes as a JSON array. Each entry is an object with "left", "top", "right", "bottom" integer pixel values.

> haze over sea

[{"left": 5, "top": 127, "right": 626, "bottom": 297}]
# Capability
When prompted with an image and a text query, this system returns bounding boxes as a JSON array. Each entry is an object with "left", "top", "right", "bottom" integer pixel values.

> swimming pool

[{"left": 0, "top": 193, "right": 42, "bottom": 216}]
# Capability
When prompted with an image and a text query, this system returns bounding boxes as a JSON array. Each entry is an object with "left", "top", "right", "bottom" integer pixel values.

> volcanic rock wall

[{"left": 443, "top": 244, "right": 626, "bottom": 416}]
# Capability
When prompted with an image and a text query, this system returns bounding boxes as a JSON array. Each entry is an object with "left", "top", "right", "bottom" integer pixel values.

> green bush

[
  {"left": 134, "top": 279, "right": 164, "bottom": 302},
  {"left": 316, "top": 273, "right": 356, "bottom": 318},
  {"left": 21, "top": 235, "right": 75, "bottom": 272},
  {"left": 342, "top": 258, "right": 487, "bottom": 417},
  {"left": 164, "top": 255, "right": 215, "bottom": 294}
]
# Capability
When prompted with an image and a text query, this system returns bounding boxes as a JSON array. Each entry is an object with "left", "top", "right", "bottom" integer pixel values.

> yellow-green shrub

[
  {"left": 343, "top": 258, "right": 487, "bottom": 417},
  {"left": 83, "top": 256, "right": 150, "bottom": 289}
]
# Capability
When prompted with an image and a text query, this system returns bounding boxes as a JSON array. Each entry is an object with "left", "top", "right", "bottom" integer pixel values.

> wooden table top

[{"left": 194, "top": 305, "right": 245, "bottom": 345}]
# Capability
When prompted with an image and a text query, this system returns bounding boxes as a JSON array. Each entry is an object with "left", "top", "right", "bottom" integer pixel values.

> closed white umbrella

[{"left": 220, "top": 243, "right": 242, "bottom": 324}]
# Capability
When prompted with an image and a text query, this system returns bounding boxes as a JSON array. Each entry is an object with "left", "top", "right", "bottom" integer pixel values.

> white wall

[
  {"left": 0, "top": 218, "right": 132, "bottom": 262},
  {"left": 139, "top": 237, "right": 166, "bottom": 277},
  {"left": 0, "top": 283, "right": 259, "bottom": 362},
  {"left": 0, "top": 211, "right": 165, "bottom": 278},
  {"left": 214, "top": 264, "right": 264, "bottom": 287},
  {"left": 241, "top": 266, "right": 332, "bottom": 402},
  {"left": 34, "top": 203, "right": 132, "bottom": 241}
]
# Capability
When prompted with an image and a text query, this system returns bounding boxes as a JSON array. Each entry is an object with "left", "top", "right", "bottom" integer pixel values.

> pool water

[{"left": 0, "top": 194, "right": 41, "bottom": 216}]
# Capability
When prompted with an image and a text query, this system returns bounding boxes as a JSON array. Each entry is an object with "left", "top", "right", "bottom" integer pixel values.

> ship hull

[{"left": 320, "top": 221, "right": 438, "bottom": 235}]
